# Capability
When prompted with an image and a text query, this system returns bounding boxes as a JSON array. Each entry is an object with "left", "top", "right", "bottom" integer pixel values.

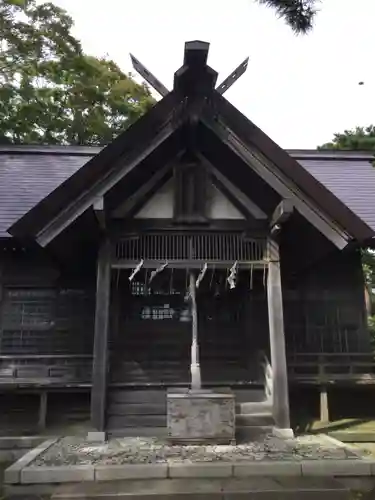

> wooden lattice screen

[
  {"left": 114, "top": 233, "right": 266, "bottom": 263},
  {"left": 0, "top": 288, "right": 95, "bottom": 354}
]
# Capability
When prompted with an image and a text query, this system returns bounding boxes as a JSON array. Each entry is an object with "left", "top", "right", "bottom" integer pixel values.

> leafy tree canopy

[
  {"left": 319, "top": 126, "right": 375, "bottom": 152},
  {"left": 255, "top": 0, "right": 319, "bottom": 34},
  {"left": 0, "top": 0, "right": 155, "bottom": 145}
]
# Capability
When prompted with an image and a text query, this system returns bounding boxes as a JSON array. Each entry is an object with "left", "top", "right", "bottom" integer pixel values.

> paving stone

[
  {"left": 4, "top": 438, "right": 57, "bottom": 484},
  {"left": 233, "top": 461, "right": 302, "bottom": 477},
  {"left": 52, "top": 478, "right": 224, "bottom": 498},
  {"left": 223, "top": 477, "right": 283, "bottom": 491},
  {"left": 169, "top": 462, "right": 232, "bottom": 478},
  {"left": 223, "top": 491, "right": 351, "bottom": 499},
  {"left": 223, "top": 477, "right": 351, "bottom": 500},
  {"left": 301, "top": 459, "right": 372, "bottom": 476},
  {"left": 21, "top": 465, "right": 95, "bottom": 483},
  {"left": 338, "top": 476, "right": 375, "bottom": 491},
  {"left": 95, "top": 463, "right": 168, "bottom": 480}
]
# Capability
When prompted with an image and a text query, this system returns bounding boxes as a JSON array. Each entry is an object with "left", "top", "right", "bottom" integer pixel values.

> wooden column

[
  {"left": 38, "top": 391, "right": 48, "bottom": 432},
  {"left": 320, "top": 385, "right": 330, "bottom": 423},
  {"left": 267, "top": 237, "right": 291, "bottom": 429},
  {"left": 90, "top": 238, "right": 111, "bottom": 431},
  {"left": 189, "top": 271, "right": 201, "bottom": 391}
]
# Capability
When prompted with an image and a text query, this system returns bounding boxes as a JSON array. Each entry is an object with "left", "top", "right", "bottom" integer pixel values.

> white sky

[{"left": 52, "top": 0, "right": 375, "bottom": 149}]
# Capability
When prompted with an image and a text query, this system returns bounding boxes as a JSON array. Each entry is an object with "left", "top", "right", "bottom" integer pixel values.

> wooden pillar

[
  {"left": 90, "top": 238, "right": 111, "bottom": 431},
  {"left": 189, "top": 271, "right": 201, "bottom": 391},
  {"left": 38, "top": 391, "right": 48, "bottom": 432},
  {"left": 267, "top": 237, "right": 291, "bottom": 429},
  {"left": 320, "top": 385, "right": 330, "bottom": 423}
]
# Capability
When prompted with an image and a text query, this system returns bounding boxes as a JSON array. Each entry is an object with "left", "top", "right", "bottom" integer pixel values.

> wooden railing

[
  {"left": 287, "top": 352, "right": 375, "bottom": 384},
  {"left": 0, "top": 354, "right": 93, "bottom": 385}
]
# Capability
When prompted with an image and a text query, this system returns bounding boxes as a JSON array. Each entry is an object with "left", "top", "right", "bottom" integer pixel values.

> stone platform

[{"left": 4, "top": 431, "right": 375, "bottom": 491}]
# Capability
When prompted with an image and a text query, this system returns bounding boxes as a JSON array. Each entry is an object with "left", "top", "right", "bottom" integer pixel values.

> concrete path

[{"left": 50, "top": 477, "right": 372, "bottom": 499}]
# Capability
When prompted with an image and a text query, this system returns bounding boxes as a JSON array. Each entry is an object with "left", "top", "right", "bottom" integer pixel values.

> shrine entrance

[{"left": 109, "top": 263, "right": 269, "bottom": 388}]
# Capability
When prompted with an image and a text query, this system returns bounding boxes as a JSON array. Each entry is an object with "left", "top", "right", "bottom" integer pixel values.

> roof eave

[
  {"left": 9, "top": 91, "right": 182, "bottom": 241},
  {"left": 211, "top": 93, "right": 375, "bottom": 244}
]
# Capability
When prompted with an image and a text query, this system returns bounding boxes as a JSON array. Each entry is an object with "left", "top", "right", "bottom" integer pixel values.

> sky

[{"left": 52, "top": 0, "right": 375, "bottom": 149}]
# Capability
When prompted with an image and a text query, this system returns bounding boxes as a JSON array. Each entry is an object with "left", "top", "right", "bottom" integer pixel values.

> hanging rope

[
  {"left": 209, "top": 265, "right": 215, "bottom": 290},
  {"left": 263, "top": 262, "right": 267, "bottom": 289},
  {"left": 169, "top": 267, "right": 174, "bottom": 294}
]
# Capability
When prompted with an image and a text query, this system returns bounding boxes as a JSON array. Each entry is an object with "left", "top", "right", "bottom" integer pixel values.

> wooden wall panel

[
  {"left": 0, "top": 249, "right": 95, "bottom": 356},
  {"left": 283, "top": 249, "right": 369, "bottom": 354}
]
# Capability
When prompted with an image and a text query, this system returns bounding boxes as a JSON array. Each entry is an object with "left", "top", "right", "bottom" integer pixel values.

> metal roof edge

[
  {"left": 287, "top": 149, "right": 375, "bottom": 161},
  {"left": 1, "top": 145, "right": 373, "bottom": 162},
  {"left": 0, "top": 145, "right": 102, "bottom": 156}
]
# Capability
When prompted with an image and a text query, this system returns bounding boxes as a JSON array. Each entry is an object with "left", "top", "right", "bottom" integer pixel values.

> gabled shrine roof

[
  {"left": 2, "top": 40, "right": 375, "bottom": 248},
  {"left": 0, "top": 145, "right": 374, "bottom": 240}
]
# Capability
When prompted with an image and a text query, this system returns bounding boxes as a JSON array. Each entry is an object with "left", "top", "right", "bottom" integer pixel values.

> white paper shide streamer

[
  {"left": 227, "top": 261, "right": 238, "bottom": 289},
  {"left": 129, "top": 259, "right": 144, "bottom": 282},
  {"left": 149, "top": 261, "right": 168, "bottom": 284},
  {"left": 196, "top": 262, "right": 208, "bottom": 289}
]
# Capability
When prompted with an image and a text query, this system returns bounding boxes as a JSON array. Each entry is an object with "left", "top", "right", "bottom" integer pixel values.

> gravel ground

[{"left": 32, "top": 433, "right": 361, "bottom": 467}]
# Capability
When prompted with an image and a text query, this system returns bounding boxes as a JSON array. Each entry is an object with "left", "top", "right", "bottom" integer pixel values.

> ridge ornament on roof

[{"left": 130, "top": 41, "right": 249, "bottom": 98}]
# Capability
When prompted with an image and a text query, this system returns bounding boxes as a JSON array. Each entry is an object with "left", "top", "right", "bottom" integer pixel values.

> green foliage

[
  {"left": 0, "top": 0, "right": 155, "bottom": 145},
  {"left": 319, "top": 126, "right": 375, "bottom": 152},
  {"left": 363, "top": 249, "right": 375, "bottom": 291},
  {"left": 254, "top": 0, "right": 318, "bottom": 34}
]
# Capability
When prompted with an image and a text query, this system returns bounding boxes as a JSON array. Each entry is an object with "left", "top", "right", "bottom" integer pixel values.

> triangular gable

[
  {"left": 207, "top": 184, "right": 245, "bottom": 219},
  {"left": 131, "top": 179, "right": 246, "bottom": 220},
  {"left": 134, "top": 178, "right": 174, "bottom": 219},
  {"left": 8, "top": 41, "right": 374, "bottom": 248}
]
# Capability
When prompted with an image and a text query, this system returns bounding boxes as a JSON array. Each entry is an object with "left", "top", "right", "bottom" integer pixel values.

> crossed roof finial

[{"left": 130, "top": 41, "right": 249, "bottom": 98}]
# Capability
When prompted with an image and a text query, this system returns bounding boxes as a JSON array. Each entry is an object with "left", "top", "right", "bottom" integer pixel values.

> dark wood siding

[
  {"left": 0, "top": 248, "right": 95, "bottom": 356},
  {"left": 283, "top": 250, "right": 369, "bottom": 354}
]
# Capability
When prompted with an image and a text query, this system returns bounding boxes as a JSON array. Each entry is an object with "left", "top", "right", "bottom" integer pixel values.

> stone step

[
  {"left": 233, "top": 389, "right": 266, "bottom": 403},
  {"left": 236, "top": 401, "right": 272, "bottom": 414},
  {"left": 51, "top": 477, "right": 351, "bottom": 499},
  {"left": 107, "top": 414, "right": 166, "bottom": 429},
  {"left": 236, "top": 425, "right": 274, "bottom": 441},
  {"left": 108, "top": 427, "right": 168, "bottom": 438},
  {"left": 236, "top": 413, "right": 274, "bottom": 426}
]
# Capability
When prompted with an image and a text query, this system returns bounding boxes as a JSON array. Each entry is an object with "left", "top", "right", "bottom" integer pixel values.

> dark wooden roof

[
  {"left": 4, "top": 41, "right": 375, "bottom": 246},
  {"left": 1, "top": 145, "right": 374, "bottom": 239}
]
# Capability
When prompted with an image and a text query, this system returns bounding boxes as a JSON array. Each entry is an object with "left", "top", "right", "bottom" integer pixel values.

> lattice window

[
  {"left": 115, "top": 233, "right": 265, "bottom": 262},
  {"left": 0, "top": 287, "right": 95, "bottom": 354},
  {"left": 0, "top": 288, "right": 56, "bottom": 353}
]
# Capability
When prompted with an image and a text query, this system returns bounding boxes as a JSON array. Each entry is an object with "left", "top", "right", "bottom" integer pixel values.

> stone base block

[
  {"left": 167, "top": 387, "right": 235, "bottom": 445},
  {"left": 87, "top": 432, "right": 107, "bottom": 443},
  {"left": 272, "top": 427, "right": 295, "bottom": 439}
]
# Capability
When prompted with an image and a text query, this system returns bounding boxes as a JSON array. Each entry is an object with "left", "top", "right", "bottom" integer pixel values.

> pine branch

[{"left": 255, "top": 0, "right": 319, "bottom": 34}]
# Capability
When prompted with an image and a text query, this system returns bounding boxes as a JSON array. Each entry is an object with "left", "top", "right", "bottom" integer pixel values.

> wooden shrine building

[{"left": 0, "top": 41, "right": 375, "bottom": 437}]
